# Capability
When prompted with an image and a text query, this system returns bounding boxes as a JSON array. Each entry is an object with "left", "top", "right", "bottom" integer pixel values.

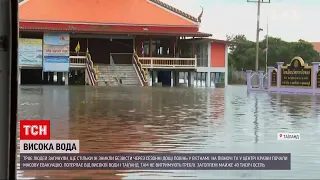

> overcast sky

[{"left": 161, "top": 0, "right": 319, "bottom": 42}]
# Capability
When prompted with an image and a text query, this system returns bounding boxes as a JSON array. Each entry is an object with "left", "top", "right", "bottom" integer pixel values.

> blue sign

[
  {"left": 18, "top": 38, "right": 43, "bottom": 65},
  {"left": 43, "top": 56, "right": 70, "bottom": 72},
  {"left": 43, "top": 33, "right": 70, "bottom": 72}
]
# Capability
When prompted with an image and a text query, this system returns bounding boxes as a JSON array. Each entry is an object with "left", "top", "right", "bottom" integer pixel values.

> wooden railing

[
  {"left": 132, "top": 53, "right": 148, "bottom": 86},
  {"left": 139, "top": 57, "right": 197, "bottom": 69}
]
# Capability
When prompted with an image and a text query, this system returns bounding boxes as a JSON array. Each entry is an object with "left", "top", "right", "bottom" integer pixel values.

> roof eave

[
  {"left": 19, "top": 27, "right": 211, "bottom": 37},
  {"left": 182, "top": 38, "right": 240, "bottom": 45}
]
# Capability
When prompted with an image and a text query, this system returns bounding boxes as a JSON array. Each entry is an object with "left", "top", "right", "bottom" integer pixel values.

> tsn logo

[{"left": 20, "top": 120, "right": 51, "bottom": 140}]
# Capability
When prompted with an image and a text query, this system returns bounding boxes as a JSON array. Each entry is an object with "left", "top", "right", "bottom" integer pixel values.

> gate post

[{"left": 246, "top": 70, "right": 252, "bottom": 90}]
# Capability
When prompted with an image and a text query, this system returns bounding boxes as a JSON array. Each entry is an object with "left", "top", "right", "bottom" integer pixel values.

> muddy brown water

[{"left": 17, "top": 85, "right": 320, "bottom": 179}]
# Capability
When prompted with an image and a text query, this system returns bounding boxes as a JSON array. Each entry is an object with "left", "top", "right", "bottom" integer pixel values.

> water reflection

[{"left": 19, "top": 85, "right": 320, "bottom": 179}]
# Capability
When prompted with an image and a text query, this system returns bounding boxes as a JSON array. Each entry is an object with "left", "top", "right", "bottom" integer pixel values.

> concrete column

[
  {"left": 85, "top": 69, "right": 89, "bottom": 85},
  {"left": 57, "top": 72, "right": 63, "bottom": 85},
  {"left": 64, "top": 72, "right": 69, "bottom": 85},
  {"left": 184, "top": 72, "right": 187, "bottom": 83},
  {"left": 206, "top": 72, "right": 210, "bottom": 87},
  {"left": 188, "top": 71, "right": 194, "bottom": 87},
  {"left": 224, "top": 44, "right": 229, "bottom": 86},
  {"left": 147, "top": 70, "right": 152, "bottom": 86},
  {"left": 18, "top": 68, "right": 21, "bottom": 85},
  {"left": 171, "top": 71, "right": 174, "bottom": 87},
  {"left": 43, "top": 72, "right": 48, "bottom": 84},
  {"left": 153, "top": 70, "right": 158, "bottom": 83},
  {"left": 312, "top": 62, "right": 320, "bottom": 94},
  {"left": 49, "top": 72, "right": 54, "bottom": 83},
  {"left": 174, "top": 71, "right": 179, "bottom": 86}
]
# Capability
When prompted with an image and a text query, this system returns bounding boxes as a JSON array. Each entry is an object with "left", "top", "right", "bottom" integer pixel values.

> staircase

[
  {"left": 116, "top": 64, "right": 142, "bottom": 86},
  {"left": 94, "top": 64, "right": 141, "bottom": 86},
  {"left": 95, "top": 64, "right": 118, "bottom": 86}
]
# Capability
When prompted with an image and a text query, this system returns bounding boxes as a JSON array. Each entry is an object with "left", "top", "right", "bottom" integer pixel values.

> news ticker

[{"left": 20, "top": 153, "right": 291, "bottom": 170}]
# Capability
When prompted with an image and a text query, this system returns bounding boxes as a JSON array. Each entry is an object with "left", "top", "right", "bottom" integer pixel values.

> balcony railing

[
  {"left": 69, "top": 56, "right": 87, "bottom": 67},
  {"left": 139, "top": 57, "right": 197, "bottom": 69}
]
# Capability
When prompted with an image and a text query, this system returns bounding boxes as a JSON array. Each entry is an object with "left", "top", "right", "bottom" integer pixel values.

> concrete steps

[{"left": 94, "top": 64, "right": 141, "bottom": 86}]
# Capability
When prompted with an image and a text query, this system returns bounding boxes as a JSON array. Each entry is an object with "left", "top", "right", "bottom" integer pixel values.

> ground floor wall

[
  {"left": 70, "top": 36, "right": 133, "bottom": 64},
  {"left": 146, "top": 68, "right": 227, "bottom": 88},
  {"left": 19, "top": 67, "right": 86, "bottom": 85}
]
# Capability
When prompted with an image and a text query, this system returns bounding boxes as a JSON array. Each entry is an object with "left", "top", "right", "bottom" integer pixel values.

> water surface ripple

[{"left": 18, "top": 85, "right": 320, "bottom": 179}]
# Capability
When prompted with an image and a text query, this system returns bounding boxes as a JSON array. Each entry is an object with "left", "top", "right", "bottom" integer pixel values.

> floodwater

[{"left": 18, "top": 85, "right": 320, "bottom": 179}]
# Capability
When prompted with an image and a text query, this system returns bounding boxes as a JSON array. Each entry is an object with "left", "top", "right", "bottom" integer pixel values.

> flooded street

[{"left": 18, "top": 85, "right": 320, "bottom": 179}]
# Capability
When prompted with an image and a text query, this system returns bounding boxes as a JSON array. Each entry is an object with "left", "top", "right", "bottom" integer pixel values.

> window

[
  {"left": 195, "top": 44, "right": 208, "bottom": 67},
  {"left": 142, "top": 41, "right": 149, "bottom": 56},
  {"left": 152, "top": 39, "right": 171, "bottom": 57}
]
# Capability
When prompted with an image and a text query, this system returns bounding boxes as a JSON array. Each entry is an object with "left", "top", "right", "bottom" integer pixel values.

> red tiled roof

[
  {"left": 19, "top": 0, "right": 198, "bottom": 27},
  {"left": 311, "top": 42, "right": 320, "bottom": 52}
]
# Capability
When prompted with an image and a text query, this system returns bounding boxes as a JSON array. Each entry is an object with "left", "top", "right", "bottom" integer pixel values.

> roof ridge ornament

[
  {"left": 149, "top": 0, "right": 198, "bottom": 23},
  {"left": 197, "top": 6, "right": 204, "bottom": 23}
]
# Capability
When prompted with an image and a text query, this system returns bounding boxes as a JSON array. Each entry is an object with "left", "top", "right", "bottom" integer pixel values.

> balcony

[
  {"left": 69, "top": 56, "right": 87, "bottom": 68},
  {"left": 139, "top": 57, "right": 197, "bottom": 69}
]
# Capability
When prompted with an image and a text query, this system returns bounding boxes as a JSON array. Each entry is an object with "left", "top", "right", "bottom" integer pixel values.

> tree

[{"left": 227, "top": 35, "right": 320, "bottom": 71}]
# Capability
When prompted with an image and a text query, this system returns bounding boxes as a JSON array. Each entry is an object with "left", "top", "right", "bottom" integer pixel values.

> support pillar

[
  {"left": 85, "top": 69, "right": 89, "bottom": 85},
  {"left": 43, "top": 72, "right": 48, "bottom": 84},
  {"left": 18, "top": 68, "right": 21, "bottom": 85},
  {"left": 188, "top": 71, "right": 194, "bottom": 87},
  {"left": 174, "top": 71, "right": 179, "bottom": 86},
  {"left": 152, "top": 70, "right": 158, "bottom": 83},
  {"left": 184, "top": 72, "right": 187, "bottom": 83},
  {"left": 224, "top": 71, "right": 228, "bottom": 86},
  {"left": 49, "top": 72, "right": 54, "bottom": 83},
  {"left": 206, "top": 72, "right": 210, "bottom": 87},
  {"left": 312, "top": 62, "right": 320, "bottom": 94},
  {"left": 171, "top": 71, "right": 174, "bottom": 87},
  {"left": 64, "top": 72, "right": 69, "bottom": 85},
  {"left": 57, "top": 72, "right": 63, "bottom": 85},
  {"left": 147, "top": 70, "right": 152, "bottom": 86}
]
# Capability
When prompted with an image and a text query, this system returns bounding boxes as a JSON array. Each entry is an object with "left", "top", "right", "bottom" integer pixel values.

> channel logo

[
  {"left": 20, "top": 120, "right": 51, "bottom": 140},
  {"left": 19, "top": 120, "right": 80, "bottom": 153},
  {"left": 277, "top": 133, "right": 300, "bottom": 140}
]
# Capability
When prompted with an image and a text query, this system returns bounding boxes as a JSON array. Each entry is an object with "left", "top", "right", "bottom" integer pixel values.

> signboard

[
  {"left": 271, "top": 69, "right": 277, "bottom": 87},
  {"left": 18, "top": 38, "right": 42, "bottom": 65},
  {"left": 43, "top": 33, "right": 70, "bottom": 72},
  {"left": 43, "top": 56, "right": 70, "bottom": 72},
  {"left": 280, "top": 57, "right": 312, "bottom": 88}
]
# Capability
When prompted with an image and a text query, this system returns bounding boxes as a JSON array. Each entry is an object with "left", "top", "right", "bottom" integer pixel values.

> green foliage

[{"left": 227, "top": 34, "right": 320, "bottom": 71}]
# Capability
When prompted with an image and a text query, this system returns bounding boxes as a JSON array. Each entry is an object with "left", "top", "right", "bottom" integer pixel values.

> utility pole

[
  {"left": 247, "top": 0, "right": 270, "bottom": 72},
  {"left": 265, "top": 17, "right": 269, "bottom": 74}
]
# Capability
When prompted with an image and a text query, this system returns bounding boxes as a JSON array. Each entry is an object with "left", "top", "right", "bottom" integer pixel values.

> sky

[{"left": 160, "top": 0, "right": 320, "bottom": 42}]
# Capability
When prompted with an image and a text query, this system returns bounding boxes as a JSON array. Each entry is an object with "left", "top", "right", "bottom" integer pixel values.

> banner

[
  {"left": 43, "top": 56, "right": 70, "bottom": 72},
  {"left": 18, "top": 38, "right": 43, "bottom": 65},
  {"left": 43, "top": 33, "right": 70, "bottom": 72}
]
